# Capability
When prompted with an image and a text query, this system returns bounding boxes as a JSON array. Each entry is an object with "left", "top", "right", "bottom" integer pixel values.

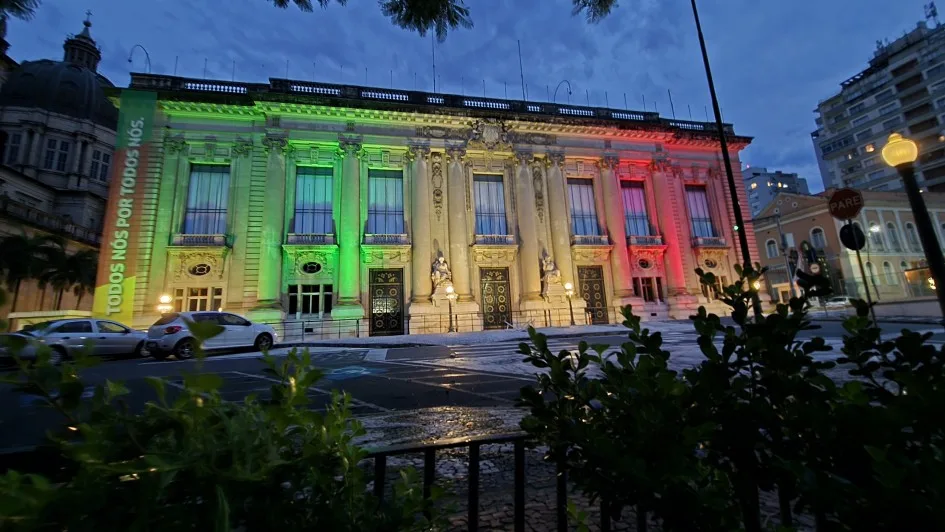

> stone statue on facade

[
  {"left": 540, "top": 255, "right": 562, "bottom": 300},
  {"left": 431, "top": 256, "right": 452, "bottom": 290}
]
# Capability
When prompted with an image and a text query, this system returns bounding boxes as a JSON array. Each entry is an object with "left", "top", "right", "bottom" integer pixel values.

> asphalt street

[{"left": 1, "top": 318, "right": 942, "bottom": 454}]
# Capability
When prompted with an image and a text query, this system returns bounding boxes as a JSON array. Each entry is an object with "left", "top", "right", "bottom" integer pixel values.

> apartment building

[
  {"left": 743, "top": 166, "right": 809, "bottom": 217},
  {"left": 812, "top": 19, "right": 945, "bottom": 192}
]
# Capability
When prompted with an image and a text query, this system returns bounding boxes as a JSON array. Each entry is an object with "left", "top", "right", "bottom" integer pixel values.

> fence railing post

[
  {"left": 423, "top": 448, "right": 435, "bottom": 519},
  {"left": 469, "top": 443, "right": 481, "bottom": 531},
  {"left": 514, "top": 439, "right": 525, "bottom": 532},
  {"left": 600, "top": 498, "right": 611, "bottom": 532},
  {"left": 374, "top": 454, "right": 387, "bottom": 502},
  {"left": 556, "top": 461, "right": 567, "bottom": 532}
]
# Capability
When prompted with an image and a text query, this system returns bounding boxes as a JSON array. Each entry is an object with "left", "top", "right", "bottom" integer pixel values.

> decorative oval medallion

[
  {"left": 638, "top": 258, "right": 651, "bottom": 270},
  {"left": 301, "top": 261, "right": 322, "bottom": 274},
  {"left": 189, "top": 263, "right": 211, "bottom": 276},
  {"left": 704, "top": 259, "right": 718, "bottom": 269}
]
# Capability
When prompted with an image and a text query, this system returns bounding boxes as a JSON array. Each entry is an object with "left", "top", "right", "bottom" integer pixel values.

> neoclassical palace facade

[{"left": 95, "top": 74, "right": 758, "bottom": 334}]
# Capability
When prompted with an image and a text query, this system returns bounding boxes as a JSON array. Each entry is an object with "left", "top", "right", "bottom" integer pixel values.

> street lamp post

[
  {"left": 445, "top": 285, "right": 457, "bottom": 333},
  {"left": 564, "top": 282, "right": 575, "bottom": 326},
  {"left": 882, "top": 133, "right": 945, "bottom": 324},
  {"left": 689, "top": 0, "right": 763, "bottom": 319},
  {"left": 157, "top": 294, "right": 173, "bottom": 315},
  {"left": 128, "top": 44, "right": 152, "bottom": 74}
]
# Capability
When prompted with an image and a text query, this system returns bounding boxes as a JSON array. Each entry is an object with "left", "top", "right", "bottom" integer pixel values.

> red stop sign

[{"left": 828, "top": 188, "right": 864, "bottom": 220}]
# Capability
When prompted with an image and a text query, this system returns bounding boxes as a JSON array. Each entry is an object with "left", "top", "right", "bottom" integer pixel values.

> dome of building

[{"left": 0, "top": 17, "right": 116, "bottom": 129}]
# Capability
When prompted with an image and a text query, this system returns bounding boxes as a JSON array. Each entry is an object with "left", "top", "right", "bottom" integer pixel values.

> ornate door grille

[
  {"left": 578, "top": 265, "right": 608, "bottom": 324},
  {"left": 480, "top": 268, "right": 512, "bottom": 330},
  {"left": 369, "top": 269, "right": 404, "bottom": 336}
]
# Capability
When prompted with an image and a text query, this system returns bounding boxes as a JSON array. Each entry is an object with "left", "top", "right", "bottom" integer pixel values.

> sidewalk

[
  {"left": 282, "top": 323, "right": 635, "bottom": 349},
  {"left": 807, "top": 310, "right": 944, "bottom": 326}
]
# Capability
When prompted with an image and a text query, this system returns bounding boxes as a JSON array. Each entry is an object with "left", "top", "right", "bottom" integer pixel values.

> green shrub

[
  {"left": 0, "top": 320, "right": 443, "bottom": 531},
  {"left": 519, "top": 267, "right": 945, "bottom": 531}
]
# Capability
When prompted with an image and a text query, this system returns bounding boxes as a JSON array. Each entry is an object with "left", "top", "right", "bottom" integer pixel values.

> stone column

[
  {"left": 446, "top": 147, "right": 472, "bottom": 300},
  {"left": 514, "top": 152, "right": 542, "bottom": 303},
  {"left": 252, "top": 135, "right": 288, "bottom": 320},
  {"left": 70, "top": 139, "right": 83, "bottom": 174},
  {"left": 409, "top": 146, "right": 433, "bottom": 303},
  {"left": 650, "top": 161, "right": 688, "bottom": 298},
  {"left": 599, "top": 155, "right": 634, "bottom": 301},
  {"left": 27, "top": 129, "right": 44, "bottom": 173},
  {"left": 226, "top": 140, "right": 254, "bottom": 310},
  {"left": 545, "top": 153, "right": 574, "bottom": 287},
  {"left": 333, "top": 140, "right": 365, "bottom": 317}
]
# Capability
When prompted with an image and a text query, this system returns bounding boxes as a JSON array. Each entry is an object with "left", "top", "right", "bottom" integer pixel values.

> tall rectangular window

[
  {"left": 685, "top": 185, "right": 717, "bottom": 238},
  {"left": 182, "top": 165, "right": 230, "bottom": 234},
  {"left": 294, "top": 166, "right": 333, "bottom": 234},
  {"left": 89, "top": 150, "right": 111, "bottom": 181},
  {"left": 620, "top": 181, "right": 651, "bottom": 236},
  {"left": 5, "top": 133, "right": 21, "bottom": 164},
  {"left": 567, "top": 178, "right": 601, "bottom": 236},
  {"left": 43, "top": 139, "right": 71, "bottom": 171},
  {"left": 367, "top": 169, "right": 405, "bottom": 234},
  {"left": 287, "top": 284, "right": 333, "bottom": 319},
  {"left": 473, "top": 174, "right": 508, "bottom": 235}
]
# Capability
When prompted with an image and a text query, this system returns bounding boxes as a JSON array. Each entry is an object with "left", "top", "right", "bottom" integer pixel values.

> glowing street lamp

[
  {"left": 869, "top": 224, "right": 881, "bottom": 233},
  {"left": 564, "top": 282, "right": 576, "bottom": 326},
  {"left": 157, "top": 294, "right": 173, "bottom": 314},
  {"left": 882, "top": 133, "right": 945, "bottom": 324},
  {"left": 752, "top": 280, "right": 762, "bottom": 291},
  {"left": 445, "top": 284, "right": 457, "bottom": 333}
]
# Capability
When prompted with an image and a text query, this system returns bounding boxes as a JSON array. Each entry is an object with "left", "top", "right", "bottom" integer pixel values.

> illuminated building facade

[{"left": 97, "top": 74, "right": 758, "bottom": 334}]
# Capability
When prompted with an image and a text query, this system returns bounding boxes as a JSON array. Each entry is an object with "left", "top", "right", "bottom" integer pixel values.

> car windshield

[{"left": 152, "top": 313, "right": 180, "bottom": 326}]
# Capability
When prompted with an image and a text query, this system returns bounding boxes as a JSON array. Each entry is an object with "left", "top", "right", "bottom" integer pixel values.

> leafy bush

[
  {"left": 0, "top": 321, "right": 443, "bottom": 531},
  {"left": 519, "top": 267, "right": 945, "bottom": 531}
]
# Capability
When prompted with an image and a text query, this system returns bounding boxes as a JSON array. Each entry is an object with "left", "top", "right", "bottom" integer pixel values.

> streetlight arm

[
  {"left": 552, "top": 80, "right": 572, "bottom": 103},
  {"left": 128, "top": 44, "right": 152, "bottom": 74}
]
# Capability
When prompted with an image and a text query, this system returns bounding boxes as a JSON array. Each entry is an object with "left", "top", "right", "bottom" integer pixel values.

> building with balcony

[
  {"left": 752, "top": 190, "right": 945, "bottom": 304},
  {"left": 0, "top": 17, "right": 115, "bottom": 322},
  {"left": 96, "top": 73, "right": 760, "bottom": 335},
  {"left": 812, "top": 18, "right": 945, "bottom": 193},
  {"left": 743, "top": 166, "right": 810, "bottom": 217}
]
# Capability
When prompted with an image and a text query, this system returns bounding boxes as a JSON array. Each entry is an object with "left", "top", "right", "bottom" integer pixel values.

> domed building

[{"left": 0, "top": 16, "right": 117, "bottom": 324}]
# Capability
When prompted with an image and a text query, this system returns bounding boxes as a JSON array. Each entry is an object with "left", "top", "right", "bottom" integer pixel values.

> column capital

[
  {"left": 600, "top": 155, "right": 620, "bottom": 170},
  {"left": 262, "top": 135, "right": 288, "bottom": 155},
  {"left": 547, "top": 151, "right": 566, "bottom": 167},
  {"left": 513, "top": 150, "right": 532, "bottom": 166},
  {"left": 648, "top": 156, "right": 672, "bottom": 173},
  {"left": 405, "top": 144, "right": 431, "bottom": 163},
  {"left": 446, "top": 146, "right": 466, "bottom": 164},
  {"left": 232, "top": 138, "right": 253, "bottom": 158},
  {"left": 338, "top": 139, "right": 365, "bottom": 159},
  {"left": 163, "top": 134, "right": 188, "bottom": 155}
]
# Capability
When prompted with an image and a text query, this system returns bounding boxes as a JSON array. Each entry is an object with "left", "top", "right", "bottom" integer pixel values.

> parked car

[
  {"left": 0, "top": 333, "right": 40, "bottom": 367},
  {"left": 15, "top": 319, "right": 147, "bottom": 364},
  {"left": 145, "top": 312, "right": 277, "bottom": 360},
  {"left": 824, "top": 296, "right": 854, "bottom": 308}
]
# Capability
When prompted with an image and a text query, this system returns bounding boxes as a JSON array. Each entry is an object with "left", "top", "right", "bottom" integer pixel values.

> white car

[
  {"left": 824, "top": 296, "right": 854, "bottom": 309},
  {"left": 145, "top": 311, "right": 278, "bottom": 360}
]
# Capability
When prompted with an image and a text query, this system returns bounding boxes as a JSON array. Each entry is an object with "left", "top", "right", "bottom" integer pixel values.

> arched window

[
  {"left": 766, "top": 239, "right": 779, "bottom": 258},
  {"left": 883, "top": 261, "right": 897, "bottom": 285},
  {"left": 810, "top": 227, "right": 827, "bottom": 249},
  {"left": 868, "top": 222, "right": 884, "bottom": 250},
  {"left": 866, "top": 261, "right": 878, "bottom": 285},
  {"left": 905, "top": 222, "right": 920, "bottom": 251},
  {"left": 885, "top": 222, "right": 902, "bottom": 251}
]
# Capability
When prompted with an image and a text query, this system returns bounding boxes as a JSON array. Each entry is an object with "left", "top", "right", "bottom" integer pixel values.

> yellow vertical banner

[{"left": 92, "top": 90, "right": 157, "bottom": 324}]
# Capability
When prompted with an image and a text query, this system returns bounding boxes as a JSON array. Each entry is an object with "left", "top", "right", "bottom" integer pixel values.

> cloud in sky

[{"left": 7, "top": 0, "right": 935, "bottom": 191}]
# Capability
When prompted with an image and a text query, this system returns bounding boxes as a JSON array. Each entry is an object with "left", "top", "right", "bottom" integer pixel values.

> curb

[
  {"left": 811, "top": 316, "right": 944, "bottom": 326},
  {"left": 277, "top": 329, "right": 629, "bottom": 350}
]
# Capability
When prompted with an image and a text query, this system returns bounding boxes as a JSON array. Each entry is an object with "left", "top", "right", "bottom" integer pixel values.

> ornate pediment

[
  {"left": 629, "top": 246, "right": 668, "bottom": 276},
  {"left": 696, "top": 248, "right": 730, "bottom": 272},
  {"left": 361, "top": 245, "right": 411, "bottom": 265},
  {"left": 167, "top": 248, "right": 228, "bottom": 283},
  {"left": 416, "top": 125, "right": 471, "bottom": 141},
  {"left": 571, "top": 244, "right": 613, "bottom": 264},
  {"left": 282, "top": 244, "right": 338, "bottom": 281},
  {"left": 471, "top": 244, "right": 518, "bottom": 266}
]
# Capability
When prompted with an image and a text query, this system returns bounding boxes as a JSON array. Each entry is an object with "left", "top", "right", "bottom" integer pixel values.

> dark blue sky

[{"left": 7, "top": 0, "right": 934, "bottom": 191}]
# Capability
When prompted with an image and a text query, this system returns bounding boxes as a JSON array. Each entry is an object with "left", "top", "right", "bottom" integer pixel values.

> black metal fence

[
  {"left": 263, "top": 307, "right": 624, "bottom": 342},
  {"left": 366, "top": 432, "right": 623, "bottom": 532}
]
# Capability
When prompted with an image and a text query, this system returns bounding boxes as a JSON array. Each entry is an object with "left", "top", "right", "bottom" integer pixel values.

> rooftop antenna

[
  {"left": 364, "top": 67, "right": 367, "bottom": 85},
  {"left": 605, "top": 91, "right": 609, "bottom": 107},
  {"left": 517, "top": 40, "right": 526, "bottom": 101},
  {"left": 623, "top": 93, "right": 627, "bottom": 110},
  {"left": 390, "top": 69, "right": 393, "bottom": 89},
  {"left": 461, "top": 76, "right": 465, "bottom": 95},
  {"left": 642, "top": 94, "right": 646, "bottom": 111},
  {"left": 585, "top": 89, "right": 589, "bottom": 106},
  {"left": 231, "top": 60, "right": 235, "bottom": 81},
  {"left": 668, "top": 89, "right": 676, "bottom": 119},
  {"left": 688, "top": 104, "right": 692, "bottom": 120},
  {"left": 173, "top": 55, "right": 178, "bottom": 76},
  {"left": 285, "top": 59, "right": 289, "bottom": 79},
  {"left": 203, "top": 58, "right": 207, "bottom": 78},
  {"left": 313, "top": 61, "right": 316, "bottom": 81},
  {"left": 504, "top": 81, "right": 508, "bottom": 98},
  {"left": 482, "top": 79, "right": 485, "bottom": 97},
  {"left": 432, "top": 33, "right": 436, "bottom": 92},
  {"left": 414, "top": 72, "right": 417, "bottom": 89}
]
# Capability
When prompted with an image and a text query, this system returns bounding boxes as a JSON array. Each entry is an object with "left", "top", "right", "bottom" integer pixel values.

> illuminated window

[
  {"left": 685, "top": 185, "right": 717, "bottom": 238},
  {"left": 864, "top": 144, "right": 875, "bottom": 152},
  {"left": 173, "top": 287, "right": 224, "bottom": 312},
  {"left": 183, "top": 165, "right": 230, "bottom": 234},
  {"left": 767, "top": 181, "right": 773, "bottom": 187},
  {"left": 765, "top": 239, "right": 779, "bottom": 258},
  {"left": 287, "top": 284, "right": 333, "bottom": 319},
  {"left": 473, "top": 174, "right": 508, "bottom": 235},
  {"left": 294, "top": 166, "right": 333, "bottom": 234},
  {"left": 750, "top": 182, "right": 758, "bottom": 189},
  {"left": 621, "top": 181, "right": 652, "bottom": 236},
  {"left": 905, "top": 222, "right": 920, "bottom": 251},
  {"left": 367, "top": 169, "right": 405, "bottom": 234},
  {"left": 567, "top": 178, "right": 602, "bottom": 236}
]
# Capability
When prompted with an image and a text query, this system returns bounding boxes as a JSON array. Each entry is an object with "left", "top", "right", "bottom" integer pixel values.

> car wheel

[
  {"left": 173, "top": 338, "right": 196, "bottom": 360},
  {"left": 253, "top": 333, "right": 273, "bottom": 352},
  {"left": 48, "top": 347, "right": 66, "bottom": 366}
]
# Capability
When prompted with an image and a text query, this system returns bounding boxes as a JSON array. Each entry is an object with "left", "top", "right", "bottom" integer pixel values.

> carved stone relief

[
  {"left": 571, "top": 246, "right": 612, "bottom": 263},
  {"left": 532, "top": 163, "right": 545, "bottom": 223},
  {"left": 629, "top": 246, "right": 667, "bottom": 276},
  {"left": 231, "top": 138, "right": 253, "bottom": 157},
  {"left": 262, "top": 135, "right": 288, "bottom": 155},
  {"left": 431, "top": 152, "right": 444, "bottom": 221},
  {"left": 164, "top": 134, "right": 187, "bottom": 155},
  {"left": 168, "top": 250, "right": 227, "bottom": 283},
  {"left": 468, "top": 119, "right": 511, "bottom": 151},
  {"left": 416, "top": 126, "right": 471, "bottom": 141},
  {"left": 697, "top": 248, "right": 729, "bottom": 271},
  {"left": 471, "top": 245, "right": 518, "bottom": 266},
  {"left": 361, "top": 246, "right": 411, "bottom": 265}
]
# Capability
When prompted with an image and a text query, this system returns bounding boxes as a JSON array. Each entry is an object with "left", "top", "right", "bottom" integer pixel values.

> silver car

[
  {"left": 145, "top": 312, "right": 278, "bottom": 360},
  {"left": 0, "top": 333, "right": 39, "bottom": 367},
  {"left": 18, "top": 319, "right": 147, "bottom": 364}
]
